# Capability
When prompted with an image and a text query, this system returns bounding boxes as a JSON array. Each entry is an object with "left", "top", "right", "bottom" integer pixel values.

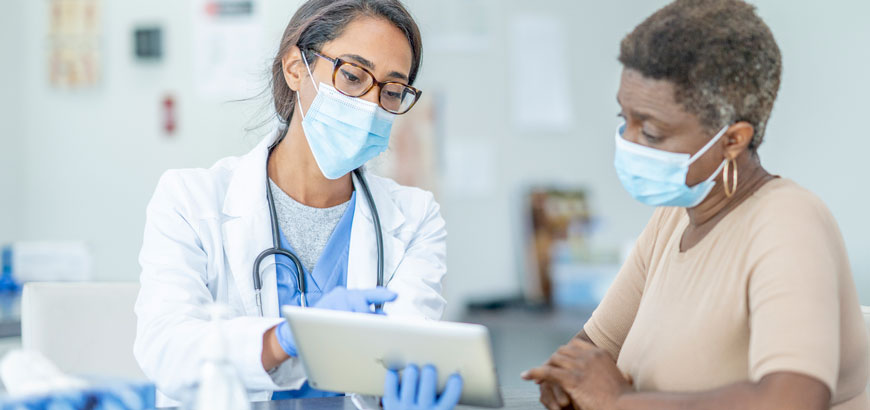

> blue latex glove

[
  {"left": 276, "top": 287, "right": 398, "bottom": 356},
  {"left": 312, "top": 287, "right": 398, "bottom": 313},
  {"left": 383, "top": 364, "right": 463, "bottom": 410}
]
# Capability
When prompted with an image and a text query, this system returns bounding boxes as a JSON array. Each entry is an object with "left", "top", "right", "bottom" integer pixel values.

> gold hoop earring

[{"left": 723, "top": 158, "right": 738, "bottom": 197}]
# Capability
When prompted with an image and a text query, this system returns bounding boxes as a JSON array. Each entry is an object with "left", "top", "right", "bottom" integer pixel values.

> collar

[{"left": 222, "top": 132, "right": 404, "bottom": 233}]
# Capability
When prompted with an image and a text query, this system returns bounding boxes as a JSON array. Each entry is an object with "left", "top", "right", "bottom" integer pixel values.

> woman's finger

[
  {"left": 382, "top": 369, "right": 400, "bottom": 405},
  {"left": 555, "top": 344, "right": 584, "bottom": 360},
  {"left": 361, "top": 287, "right": 399, "bottom": 304},
  {"left": 347, "top": 292, "right": 370, "bottom": 313},
  {"left": 551, "top": 382, "right": 572, "bottom": 408},
  {"left": 539, "top": 382, "right": 564, "bottom": 410},
  {"left": 521, "top": 366, "right": 545, "bottom": 382},
  {"left": 549, "top": 352, "right": 584, "bottom": 373},
  {"left": 522, "top": 365, "right": 572, "bottom": 385},
  {"left": 434, "top": 374, "right": 463, "bottom": 410},
  {"left": 399, "top": 364, "right": 419, "bottom": 405},
  {"left": 417, "top": 364, "right": 438, "bottom": 407}
]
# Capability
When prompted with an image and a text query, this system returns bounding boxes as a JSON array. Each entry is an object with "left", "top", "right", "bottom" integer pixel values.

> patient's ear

[{"left": 723, "top": 121, "right": 755, "bottom": 159}]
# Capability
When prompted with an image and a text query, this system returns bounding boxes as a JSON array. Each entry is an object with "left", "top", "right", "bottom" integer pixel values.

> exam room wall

[
  {"left": 0, "top": 0, "right": 24, "bottom": 243},
  {"left": 413, "top": 0, "right": 870, "bottom": 316},
  {"left": 11, "top": 0, "right": 288, "bottom": 280},
  {"left": 6, "top": 0, "right": 870, "bottom": 317}
]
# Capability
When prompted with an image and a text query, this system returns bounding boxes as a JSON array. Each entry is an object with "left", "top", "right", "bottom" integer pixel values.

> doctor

[{"left": 134, "top": 0, "right": 460, "bottom": 408}]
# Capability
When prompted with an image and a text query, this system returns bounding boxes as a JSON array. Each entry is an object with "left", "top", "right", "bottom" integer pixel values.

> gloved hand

[
  {"left": 312, "top": 287, "right": 398, "bottom": 314},
  {"left": 383, "top": 364, "right": 463, "bottom": 410},
  {"left": 276, "top": 287, "right": 399, "bottom": 357}
]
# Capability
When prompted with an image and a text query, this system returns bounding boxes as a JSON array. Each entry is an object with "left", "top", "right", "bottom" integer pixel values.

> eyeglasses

[{"left": 307, "top": 49, "right": 422, "bottom": 115}]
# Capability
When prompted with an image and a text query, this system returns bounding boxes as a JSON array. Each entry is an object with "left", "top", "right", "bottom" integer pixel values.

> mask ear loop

[
  {"left": 688, "top": 124, "right": 730, "bottom": 186},
  {"left": 296, "top": 50, "right": 320, "bottom": 120},
  {"left": 687, "top": 124, "right": 730, "bottom": 165},
  {"left": 705, "top": 160, "right": 727, "bottom": 184}
]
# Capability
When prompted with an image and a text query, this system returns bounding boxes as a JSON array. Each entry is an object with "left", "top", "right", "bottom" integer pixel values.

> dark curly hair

[{"left": 619, "top": 0, "right": 782, "bottom": 150}]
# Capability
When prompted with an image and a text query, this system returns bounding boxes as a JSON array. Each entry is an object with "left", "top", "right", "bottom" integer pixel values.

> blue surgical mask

[
  {"left": 297, "top": 53, "right": 395, "bottom": 180},
  {"left": 614, "top": 123, "right": 728, "bottom": 208}
]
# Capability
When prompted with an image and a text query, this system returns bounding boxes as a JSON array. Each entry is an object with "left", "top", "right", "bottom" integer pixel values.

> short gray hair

[{"left": 619, "top": 0, "right": 782, "bottom": 150}]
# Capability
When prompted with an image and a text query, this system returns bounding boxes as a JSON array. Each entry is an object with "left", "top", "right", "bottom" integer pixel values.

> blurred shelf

[
  {"left": 0, "top": 320, "right": 19, "bottom": 339},
  {"left": 0, "top": 291, "right": 21, "bottom": 338}
]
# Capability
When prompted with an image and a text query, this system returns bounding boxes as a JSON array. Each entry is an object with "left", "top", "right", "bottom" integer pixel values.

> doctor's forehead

[{"left": 319, "top": 16, "right": 413, "bottom": 82}]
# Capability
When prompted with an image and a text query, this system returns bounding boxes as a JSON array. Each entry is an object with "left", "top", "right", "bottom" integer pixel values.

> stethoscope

[{"left": 251, "top": 161, "right": 385, "bottom": 317}]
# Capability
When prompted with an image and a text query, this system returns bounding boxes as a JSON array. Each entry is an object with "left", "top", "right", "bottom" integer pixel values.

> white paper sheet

[
  {"left": 47, "top": 0, "right": 102, "bottom": 89},
  {"left": 11, "top": 241, "right": 92, "bottom": 282},
  {"left": 508, "top": 15, "right": 574, "bottom": 133},
  {"left": 191, "top": 0, "right": 268, "bottom": 101},
  {"left": 425, "top": 0, "right": 493, "bottom": 54}
]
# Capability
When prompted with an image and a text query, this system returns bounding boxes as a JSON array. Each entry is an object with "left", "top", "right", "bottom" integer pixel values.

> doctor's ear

[
  {"left": 722, "top": 121, "right": 755, "bottom": 159},
  {"left": 281, "top": 46, "right": 307, "bottom": 92}
]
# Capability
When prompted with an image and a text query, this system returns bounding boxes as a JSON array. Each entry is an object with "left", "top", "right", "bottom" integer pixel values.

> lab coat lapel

[
  {"left": 221, "top": 134, "right": 281, "bottom": 318},
  {"left": 347, "top": 171, "right": 406, "bottom": 290}
]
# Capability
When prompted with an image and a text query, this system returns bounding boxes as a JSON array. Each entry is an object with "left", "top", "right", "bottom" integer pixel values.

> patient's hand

[
  {"left": 538, "top": 380, "right": 575, "bottom": 410},
  {"left": 523, "top": 339, "right": 632, "bottom": 410}
]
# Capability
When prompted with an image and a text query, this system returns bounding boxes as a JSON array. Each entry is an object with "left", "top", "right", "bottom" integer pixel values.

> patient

[{"left": 522, "top": 1, "right": 870, "bottom": 409}]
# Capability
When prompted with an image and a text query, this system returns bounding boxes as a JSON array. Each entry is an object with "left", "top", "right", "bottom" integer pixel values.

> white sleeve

[
  {"left": 133, "top": 171, "right": 300, "bottom": 400},
  {"left": 383, "top": 191, "right": 447, "bottom": 321}
]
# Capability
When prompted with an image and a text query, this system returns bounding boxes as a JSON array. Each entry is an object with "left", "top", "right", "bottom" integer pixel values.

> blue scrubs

[{"left": 271, "top": 193, "right": 356, "bottom": 400}]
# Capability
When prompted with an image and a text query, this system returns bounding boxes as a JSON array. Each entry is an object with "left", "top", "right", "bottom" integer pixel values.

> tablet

[{"left": 282, "top": 306, "right": 504, "bottom": 408}]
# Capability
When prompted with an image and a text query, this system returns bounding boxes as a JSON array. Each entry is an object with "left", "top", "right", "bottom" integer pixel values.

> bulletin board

[{"left": 47, "top": 0, "right": 102, "bottom": 89}]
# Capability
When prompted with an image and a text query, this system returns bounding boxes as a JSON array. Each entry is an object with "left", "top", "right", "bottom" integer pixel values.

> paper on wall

[
  {"left": 508, "top": 15, "right": 574, "bottom": 133},
  {"left": 426, "top": 0, "right": 493, "bottom": 54},
  {"left": 47, "top": 0, "right": 102, "bottom": 89},
  {"left": 191, "top": 0, "right": 269, "bottom": 101},
  {"left": 10, "top": 241, "right": 92, "bottom": 283}
]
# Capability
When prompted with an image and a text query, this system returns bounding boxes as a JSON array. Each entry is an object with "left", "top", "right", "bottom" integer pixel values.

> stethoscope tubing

[{"left": 252, "top": 167, "right": 384, "bottom": 316}]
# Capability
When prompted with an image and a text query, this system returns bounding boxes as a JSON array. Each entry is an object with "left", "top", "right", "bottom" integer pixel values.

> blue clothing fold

[{"left": 272, "top": 192, "right": 356, "bottom": 400}]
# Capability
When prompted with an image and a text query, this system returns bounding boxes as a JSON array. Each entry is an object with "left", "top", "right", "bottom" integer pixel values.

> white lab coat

[{"left": 133, "top": 133, "right": 447, "bottom": 407}]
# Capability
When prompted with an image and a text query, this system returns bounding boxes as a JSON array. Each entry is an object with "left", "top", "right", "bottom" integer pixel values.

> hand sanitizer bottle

[{"left": 194, "top": 304, "right": 251, "bottom": 410}]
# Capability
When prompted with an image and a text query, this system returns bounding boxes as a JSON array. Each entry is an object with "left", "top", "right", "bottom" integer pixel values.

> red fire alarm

[{"left": 162, "top": 94, "right": 176, "bottom": 136}]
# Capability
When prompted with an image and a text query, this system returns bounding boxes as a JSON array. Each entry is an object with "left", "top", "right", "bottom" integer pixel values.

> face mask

[
  {"left": 297, "top": 53, "right": 395, "bottom": 180},
  {"left": 614, "top": 122, "right": 728, "bottom": 208}
]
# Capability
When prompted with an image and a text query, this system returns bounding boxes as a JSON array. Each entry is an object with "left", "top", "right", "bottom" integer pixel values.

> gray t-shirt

[{"left": 268, "top": 179, "right": 352, "bottom": 274}]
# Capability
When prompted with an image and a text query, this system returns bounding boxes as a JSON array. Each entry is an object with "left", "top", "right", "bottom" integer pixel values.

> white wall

[
  {"left": 0, "top": 0, "right": 24, "bottom": 243},
  {"left": 12, "top": 0, "right": 299, "bottom": 280},
  {"left": 753, "top": 0, "right": 870, "bottom": 298},
  {"left": 4, "top": 0, "right": 870, "bottom": 315},
  {"left": 408, "top": 0, "right": 665, "bottom": 317},
  {"left": 412, "top": 0, "right": 870, "bottom": 315}
]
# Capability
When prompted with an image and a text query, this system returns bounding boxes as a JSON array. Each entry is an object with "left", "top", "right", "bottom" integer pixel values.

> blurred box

[
  {"left": 551, "top": 261, "right": 619, "bottom": 310},
  {"left": 523, "top": 188, "right": 593, "bottom": 305},
  {"left": 2, "top": 242, "right": 93, "bottom": 285}
]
